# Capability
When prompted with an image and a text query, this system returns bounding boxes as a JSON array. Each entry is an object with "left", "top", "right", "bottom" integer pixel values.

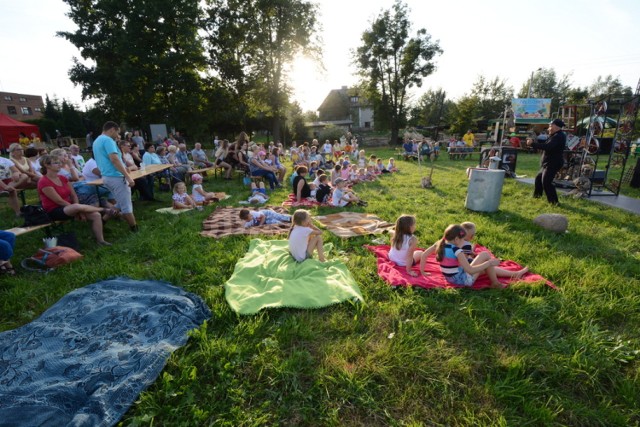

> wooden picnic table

[{"left": 86, "top": 164, "right": 172, "bottom": 186}]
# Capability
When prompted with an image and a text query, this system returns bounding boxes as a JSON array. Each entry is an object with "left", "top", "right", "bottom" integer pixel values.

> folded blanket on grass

[
  {"left": 281, "top": 193, "right": 329, "bottom": 208},
  {"left": 315, "top": 212, "right": 394, "bottom": 238},
  {"left": 225, "top": 239, "right": 364, "bottom": 314},
  {"left": 0, "top": 277, "right": 211, "bottom": 427},
  {"left": 156, "top": 206, "right": 194, "bottom": 214},
  {"left": 201, "top": 206, "right": 290, "bottom": 239},
  {"left": 365, "top": 244, "right": 555, "bottom": 290}
]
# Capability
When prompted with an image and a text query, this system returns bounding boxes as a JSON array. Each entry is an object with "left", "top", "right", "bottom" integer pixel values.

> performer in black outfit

[{"left": 527, "top": 118, "right": 566, "bottom": 205}]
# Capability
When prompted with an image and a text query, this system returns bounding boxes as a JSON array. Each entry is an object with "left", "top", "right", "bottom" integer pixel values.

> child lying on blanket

[
  {"left": 239, "top": 208, "right": 291, "bottom": 228},
  {"left": 432, "top": 224, "right": 528, "bottom": 289},
  {"left": 389, "top": 215, "right": 431, "bottom": 277},
  {"left": 247, "top": 182, "right": 269, "bottom": 204},
  {"left": 289, "top": 209, "right": 326, "bottom": 262}
]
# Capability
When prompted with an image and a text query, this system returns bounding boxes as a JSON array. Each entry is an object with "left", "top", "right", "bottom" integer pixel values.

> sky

[{"left": 1, "top": 0, "right": 639, "bottom": 113}]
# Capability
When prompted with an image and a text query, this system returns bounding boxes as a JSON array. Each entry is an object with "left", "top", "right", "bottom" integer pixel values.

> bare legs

[
  {"left": 470, "top": 254, "right": 529, "bottom": 288},
  {"left": 62, "top": 204, "right": 110, "bottom": 245},
  {"left": 307, "top": 234, "right": 326, "bottom": 262}
]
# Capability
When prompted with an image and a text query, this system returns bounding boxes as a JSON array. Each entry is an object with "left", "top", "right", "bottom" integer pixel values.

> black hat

[{"left": 549, "top": 118, "right": 565, "bottom": 128}]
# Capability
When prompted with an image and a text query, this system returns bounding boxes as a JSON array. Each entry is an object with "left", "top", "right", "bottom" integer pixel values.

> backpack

[
  {"left": 21, "top": 246, "right": 83, "bottom": 273},
  {"left": 20, "top": 205, "right": 52, "bottom": 227}
]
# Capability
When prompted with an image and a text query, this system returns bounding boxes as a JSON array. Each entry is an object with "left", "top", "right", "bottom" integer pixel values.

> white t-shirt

[
  {"left": 82, "top": 158, "right": 101, "bottom": 181},
  {"left": 243, "top": 210, "right": 263, "bottom": 228},
  {"left": 389, "top": 235, "right": 413, "bottom": 266},
  {"left": 331, "top": 188, "right": 349, "bottom": 207},
  {"left": 72, "top": 154, "right": 86, "bottom": 170},
  {"left": 289, "top": 225, "right": 313, "bottom": 262},
  {"left": 0, "top": 157, "right": 14, "bottom": 180},
  {"left": 322, "top": 143, "right": 332, "bottom": 154}
]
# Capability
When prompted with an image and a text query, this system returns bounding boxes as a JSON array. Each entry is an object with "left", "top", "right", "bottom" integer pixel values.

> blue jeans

[
  {"left": 0, "top": 230, "right": 16, "bottom": 261},
  {"left": 251, "top": 169, "right": 278, "bottom": 189}
]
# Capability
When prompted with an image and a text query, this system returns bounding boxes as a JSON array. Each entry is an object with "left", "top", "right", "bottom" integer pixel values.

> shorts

[
  {"left": 47, "top": 206, "right": 74, "bottom": 221},
  {"left": 444, "top": 268, "right": 475, "bottom": 287},
  {"left": 103, "top": 176, "right": 133, "bottom": 214},
  {"left": 253, "top": 188, "right": 267, "bottom": 195}
]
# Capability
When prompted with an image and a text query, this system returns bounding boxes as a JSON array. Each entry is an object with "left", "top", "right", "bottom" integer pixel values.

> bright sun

[{"left": 287, "top": 54, "right": 327, "bottom": 113}]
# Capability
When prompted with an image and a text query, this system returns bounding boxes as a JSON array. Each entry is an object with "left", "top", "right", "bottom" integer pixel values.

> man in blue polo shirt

[{"left": 93, "top": 121, "right": 138, "bottom": 231}]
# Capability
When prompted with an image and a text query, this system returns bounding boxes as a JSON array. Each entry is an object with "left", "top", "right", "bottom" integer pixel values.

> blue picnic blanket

[{"left": 0, "top": 277, "right": 211, "bottom": 427}]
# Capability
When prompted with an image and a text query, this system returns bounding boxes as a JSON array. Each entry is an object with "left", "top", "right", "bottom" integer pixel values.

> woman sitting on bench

[{"left": 37, "top": 154, "right": 112, "bottom": 246}]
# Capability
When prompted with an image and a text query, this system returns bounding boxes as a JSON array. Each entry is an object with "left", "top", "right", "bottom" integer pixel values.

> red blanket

[
  {"left": 281, "top": 193, "right": 330, "bottom": 208},
  {"left": 364, "top": 244, "right": 556, "bottom": 290}
]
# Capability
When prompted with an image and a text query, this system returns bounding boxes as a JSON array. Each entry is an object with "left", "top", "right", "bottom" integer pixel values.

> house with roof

[{"left": 306, "top": 86, "right": 374, "bottom": 136}]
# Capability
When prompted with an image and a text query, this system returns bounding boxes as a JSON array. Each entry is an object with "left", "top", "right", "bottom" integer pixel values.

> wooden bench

[
  {"left": 187, "top": 166, "right": 223, "bottom": 181},
  {"left": 7, "top": 223, "right": 55, "bottom": 237}
]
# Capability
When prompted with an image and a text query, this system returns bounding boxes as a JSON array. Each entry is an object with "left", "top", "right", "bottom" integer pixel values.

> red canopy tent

[{"left": 0, "top": 113, "right": 41, "bottom": 150}]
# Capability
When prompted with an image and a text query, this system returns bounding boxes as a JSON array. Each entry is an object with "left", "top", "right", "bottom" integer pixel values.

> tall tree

[
  {"left": 354, "top": 0, "right": 442, "bottom": 145},
  {"left": 58, "top": 0, "right": 207, "bottom": 134},
  {"left": 204, "top": 0, "right": 321, "bottom": 141},
  {"left": 470, "top": 75, "right": 513, "bottom": 121},
  {"left": 517, "top": 68, "right": 572, "bottom": 113},
  {"left": 588, "top": 75, "right": 633, "bottom": 98},
  {"left": 408, "top": 88, "right": 452, "bottom": 129}
]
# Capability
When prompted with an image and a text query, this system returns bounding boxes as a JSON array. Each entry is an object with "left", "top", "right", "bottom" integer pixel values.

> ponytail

[{"left": 436, "top": 224, "right": 467, "bottom": 261}]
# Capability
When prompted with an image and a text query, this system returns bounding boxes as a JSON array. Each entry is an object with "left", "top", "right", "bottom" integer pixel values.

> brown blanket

[
  {"left": 314, "top": 212, "right": 394, "bottom": 238},
  {"left": 200, "top": 206, "right": 291, "bottom": 239}
]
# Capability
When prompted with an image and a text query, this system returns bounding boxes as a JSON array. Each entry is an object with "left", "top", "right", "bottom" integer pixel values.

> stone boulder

[{"left": 533, "top": 214, "right": 568, "bottom": 233}]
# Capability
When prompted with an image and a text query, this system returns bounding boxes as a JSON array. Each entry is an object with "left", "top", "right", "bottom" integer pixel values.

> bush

[{"left": 317, "top": 125, "right": 347, "bottom": 143}]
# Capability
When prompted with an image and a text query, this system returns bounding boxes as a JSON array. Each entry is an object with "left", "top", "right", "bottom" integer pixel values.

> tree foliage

[
  {"left": 354, "top": 0, "right": 442, "bottom": 144},
  {"left": 516, "top": 68, "right": 572, "bottom": 113},
  {"left": 204, "top": 0, "right": 321, "bottom": 140},
  {"left": 587, "top": 75, "right": 633, "bottom": 98},
  {"left": 58, "top": 0, "right": 210, "bottom": 137}
]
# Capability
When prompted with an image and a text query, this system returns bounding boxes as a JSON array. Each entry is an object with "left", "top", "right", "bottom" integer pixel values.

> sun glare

[{"left": 287, "top": 54, "right": 327, "bottom": 113}]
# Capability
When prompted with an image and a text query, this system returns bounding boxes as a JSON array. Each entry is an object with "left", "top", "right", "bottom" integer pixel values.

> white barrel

[{"left": 465, "top": 169, "right": 505, "bottom": 212}]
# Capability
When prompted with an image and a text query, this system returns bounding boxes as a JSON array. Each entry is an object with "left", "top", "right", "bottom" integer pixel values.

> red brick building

[{"left": 0, "top": 91, "right": 45, "bottom": 121}]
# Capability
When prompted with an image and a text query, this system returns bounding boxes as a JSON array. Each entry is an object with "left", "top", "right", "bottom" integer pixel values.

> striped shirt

[{"left": 440, "top": 243, "right": 463, "bottom": 277}]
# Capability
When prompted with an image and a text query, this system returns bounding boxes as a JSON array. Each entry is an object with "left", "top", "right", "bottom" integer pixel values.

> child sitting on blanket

[
  {"left": 331, "top": 178, "right": 367, "bottom": 207},
  {"left": 173, "top": 182, "right": 197, "bottom": 209},
  {"left": 288, "top": 209, "right": 326, "bottom": 262},
  {"left": 461, "top": 221, "right": 478, "bottom": 260},
  {"left": 191, "top": 173, "right": 220, "bottom": 205},
  {"left": 434, "top": 224, "right": 528, "bottom": 289},
  {"left": 315, "top": 174, "right": 332, "bottom": 203},
  {"left": 389, "top": 215, "right": 431, "bottom": 277},
  {"left": 239, "top": 207, "right": 291, "bottom": 228}
]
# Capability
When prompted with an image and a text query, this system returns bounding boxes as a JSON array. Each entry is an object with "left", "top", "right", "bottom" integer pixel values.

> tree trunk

[
  {"left": 272, "top": 117, "right": 281, "bottom": 144},
  {"left": 390, "top": 127, "right": 399, "bottom": 146}
]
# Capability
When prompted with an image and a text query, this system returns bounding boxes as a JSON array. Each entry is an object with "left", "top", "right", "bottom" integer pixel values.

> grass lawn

[{"left": 1, "top": 148, "right": 639, "bottom": 425}]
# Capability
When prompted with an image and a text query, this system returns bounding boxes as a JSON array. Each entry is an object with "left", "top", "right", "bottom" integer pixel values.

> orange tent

[{"left": 0, "top": 113, "right": 41, "bottom": 150}]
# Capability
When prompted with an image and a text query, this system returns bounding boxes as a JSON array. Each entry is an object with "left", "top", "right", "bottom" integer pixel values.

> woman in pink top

[{"left": 37, "top": 154, "right": 112, "bottom": 246}]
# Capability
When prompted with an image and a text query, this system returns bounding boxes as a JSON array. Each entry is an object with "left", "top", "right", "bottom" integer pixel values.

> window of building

[
  {"left": 19, "top": 97, "right": 27, "bottom": 102},
  {"left": 3, "top": 95, "right": 12, "bottom": 101},
  {"left": 21, "top": 106, "right": 33, "bottom": 115},
  {"left": 350, "top": 96, "right": 359, "bottom": 103},
  {"left": 7, "top": 106, "right": 17, "bottom": 114},
  {"left": 34, "top": 107, "right": 42, "bottom": 112},
  {"left": 364, "top": 121, "right": 371, "bottom": 128}
]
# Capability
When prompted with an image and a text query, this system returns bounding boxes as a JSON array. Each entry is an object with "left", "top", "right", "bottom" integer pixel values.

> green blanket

[{"left": 225, "top": 239, "right": 364, "bottom": 314}]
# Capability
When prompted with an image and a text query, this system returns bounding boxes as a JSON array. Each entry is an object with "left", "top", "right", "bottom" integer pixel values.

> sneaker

[{"left": 130, "top": 225, "right": 139, "bottom": 232}]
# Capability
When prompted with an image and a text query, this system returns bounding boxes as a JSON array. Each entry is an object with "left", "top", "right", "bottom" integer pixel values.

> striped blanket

[{"left": 200, "top": 206, "right": 291, "bottom": 239}]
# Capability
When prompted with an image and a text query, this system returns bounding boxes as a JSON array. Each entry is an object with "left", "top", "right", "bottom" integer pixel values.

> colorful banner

[{"left": 512, "top": 98, "right": 552, "bottom": 119}]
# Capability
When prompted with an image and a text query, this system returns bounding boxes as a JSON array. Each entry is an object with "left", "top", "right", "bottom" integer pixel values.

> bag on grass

[
  {"left": 21, "top": 246, "right": 83, "bottom": 273},
  {"left": 243, "top": 176, "right": 252, "bottom": 186},
  {"left": 56, "top": 231, "right": 80, "bottom": 251},
  {"left": 20, "top": 205, "right": 51, "bottom": 227}
]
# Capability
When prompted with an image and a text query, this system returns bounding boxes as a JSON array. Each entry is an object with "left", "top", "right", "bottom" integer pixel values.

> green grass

[{"left": 1, "top": 150, "right": 639, "bottom": 426}]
